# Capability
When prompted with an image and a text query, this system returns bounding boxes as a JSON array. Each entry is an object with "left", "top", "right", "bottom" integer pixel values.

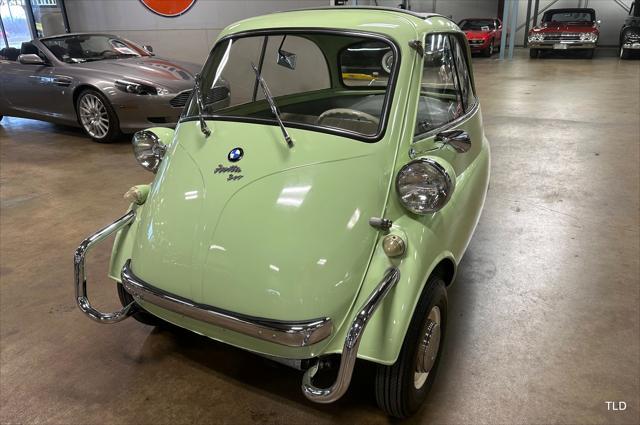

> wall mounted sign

[{"left": 139, "top": 0, "right": 197, "bottom": 17}]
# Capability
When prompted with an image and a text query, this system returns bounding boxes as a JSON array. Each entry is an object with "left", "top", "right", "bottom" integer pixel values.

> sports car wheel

[
  {"left": 483, "top": 40, "right": 494, "bottom": 57},
  {"left": 76, "top": 89, "right": 120, "bottom": 143},
  {"left": 375, "top": 272, "right": 448, "bottom": 418},
  {"left": 117, "top": 282, "right": 166, "bottom": 327}
]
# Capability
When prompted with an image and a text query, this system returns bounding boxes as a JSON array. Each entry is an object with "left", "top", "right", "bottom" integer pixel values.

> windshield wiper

[
  {"left": 250, "top": 63, "right": 294, "bottom": 149},
  {"left": 194, "top": 73, "right": 211, "bottom": 138}
]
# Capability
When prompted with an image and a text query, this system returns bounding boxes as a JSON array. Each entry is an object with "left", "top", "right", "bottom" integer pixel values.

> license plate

[{"left": 554, "top": 43, "right": 568, "bottom": 50}]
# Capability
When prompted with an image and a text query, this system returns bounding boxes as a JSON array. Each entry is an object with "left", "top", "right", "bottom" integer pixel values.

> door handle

[{"left": 434, "top": 129, "right": 472, "bottom": 153}]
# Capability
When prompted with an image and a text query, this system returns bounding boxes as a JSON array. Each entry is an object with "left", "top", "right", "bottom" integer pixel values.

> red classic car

[
  {"left": 528, "top": 8, "right": 599, "bottom": 58},
  {"left": 459, "top": 18, "right": 502, "bottom": 57}
]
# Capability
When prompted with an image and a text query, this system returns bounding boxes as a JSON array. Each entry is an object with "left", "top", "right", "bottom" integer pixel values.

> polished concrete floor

[{"left": 1, "top": 49, "right": 639, "bottom": 424}]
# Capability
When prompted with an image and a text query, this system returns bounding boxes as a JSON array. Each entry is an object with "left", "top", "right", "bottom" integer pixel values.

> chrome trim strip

[
  {"left": 74, "top": 210, "right": 137, "bottom": 323},
  {"left": 301, "top": 267, "right": 400, "bottom": 403},
  {"left": 120, "top": 260, "right": 333, "bottom": 347}
]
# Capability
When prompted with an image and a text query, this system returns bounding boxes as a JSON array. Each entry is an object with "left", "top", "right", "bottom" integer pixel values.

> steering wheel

[{"left": 317, "top": 108, "right": 380, "bottom": 126}]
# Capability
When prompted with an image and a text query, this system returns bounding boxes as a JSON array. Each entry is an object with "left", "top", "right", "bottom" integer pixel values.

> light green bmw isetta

[{"left": 75, "top": 7, "right": 489, "bottom": 418}]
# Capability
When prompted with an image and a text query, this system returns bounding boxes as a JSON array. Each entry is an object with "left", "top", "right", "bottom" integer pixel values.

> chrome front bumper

[
  {"left": 622, "top": 42, "right": 640, "bottom": 49},
  {"left": 74, "top": 211, "right": 400, "bottom": 403},
  {"left": 529, "top": 40, "right": 597, "bottom": 49}
]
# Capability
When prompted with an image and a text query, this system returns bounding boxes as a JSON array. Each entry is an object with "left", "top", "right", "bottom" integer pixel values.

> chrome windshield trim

[
  {"left": 120, "top": 260, "right": 332, "bottom": 347},
  {"left": 302, "top": 267, "right": 400, "bottom": 403}
]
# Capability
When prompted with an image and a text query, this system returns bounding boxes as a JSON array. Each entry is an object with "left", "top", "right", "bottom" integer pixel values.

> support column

[
  {"left": 508, "top": 0, "right": 520, "bottom": 59},
  {"left": 523, "top": 0, "right": 533, "bottom": 47},
  {"left": 499, "top": 0, "right": 511, "bottom": 59}
]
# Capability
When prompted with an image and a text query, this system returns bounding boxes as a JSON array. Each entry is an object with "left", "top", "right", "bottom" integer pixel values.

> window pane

[
  {"left": 450, "top": 35, "right": 476, "bottom": 111},
  {"left": 0, "top": 0, "right": 32, "bottom": 48},
  {"left": 340, "top": 40, "right": 394, "bottom": 88},
  {"left": 30, "top": 0, "right": 66, "bottom": 37},
  {"left": 415, "top": 34, "right": 463, "bottom": 136}
]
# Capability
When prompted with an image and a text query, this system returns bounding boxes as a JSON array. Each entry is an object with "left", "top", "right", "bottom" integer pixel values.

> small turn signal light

[
  {"left": 383, "top": 234, "right": 406, "bottom": 258},
  {"left": 124, "top": 185, "right": 149, "bottom": 205}
]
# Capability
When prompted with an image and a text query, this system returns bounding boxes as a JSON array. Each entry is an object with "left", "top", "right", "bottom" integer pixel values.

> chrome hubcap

[
  {"left": 414, "top": 306, "right": 441, "bottom": 389},
  {"left": 79, "top": 93, "right": 109, "bottom": 139}
]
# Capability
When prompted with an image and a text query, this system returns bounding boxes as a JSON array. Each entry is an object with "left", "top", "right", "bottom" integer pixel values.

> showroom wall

[
  {"left": 351, "top": 0, "right": 500, "bottom": 22},
  {"left": 64, "top": 0, "right": 328, "bottom": 64}
]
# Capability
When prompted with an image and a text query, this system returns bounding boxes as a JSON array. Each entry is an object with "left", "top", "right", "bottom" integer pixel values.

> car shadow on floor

[{"left": 129, "top": 250, "right": 482, "bottom": 421}]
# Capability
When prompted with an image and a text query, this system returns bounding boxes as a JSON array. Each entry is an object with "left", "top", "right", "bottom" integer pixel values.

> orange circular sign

[{"left": 140, "top": 0, "right": 197, "bottom": 17}]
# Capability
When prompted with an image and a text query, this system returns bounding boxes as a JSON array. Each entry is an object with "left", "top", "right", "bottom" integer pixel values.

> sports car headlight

[
  {"left": 132, "top": 130, "right": 166, "bottom": 173},
  {"left": 115, "top": 79, "right": 169, "bottom": 95},
  {"left": 396, "top": 159, "right": 454, "bottom": 215}
]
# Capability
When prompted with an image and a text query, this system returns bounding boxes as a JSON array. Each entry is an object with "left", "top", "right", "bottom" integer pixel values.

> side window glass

[
  {"left": 414, "top": 34, "right": 463, "bottom": 136},
  {"left": 450, "top": 35, "right": 476, "bottom": 111}
]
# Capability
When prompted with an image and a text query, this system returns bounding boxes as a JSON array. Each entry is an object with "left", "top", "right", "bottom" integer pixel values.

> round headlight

[
  {"left": 396, "top": 159, "right": 454, "bottom": 215},
  {"left": 132, "top": 130, "right": 166, "bottom": 173}
]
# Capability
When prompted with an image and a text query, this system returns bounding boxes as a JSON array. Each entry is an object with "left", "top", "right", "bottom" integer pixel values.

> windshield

[
  {"left": 459, "top": 20, "right": 495, "bottom": 31},
  {"left": 185, "top": 32, "right": 396, "bottom": 140},
  {"left": 543, "top": 10, "right": 595, "bottom": 23},
  {"left": 41, "top": 34, "right": 149, "bottom": 63}
]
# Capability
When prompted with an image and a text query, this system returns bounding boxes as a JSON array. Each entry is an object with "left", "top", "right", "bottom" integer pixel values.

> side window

[
  {"left": 414, "top": 34, "right": 463, "bottom": 136},
  {"left": 450, "top": 35, "right": 476, "bottom": 111}
]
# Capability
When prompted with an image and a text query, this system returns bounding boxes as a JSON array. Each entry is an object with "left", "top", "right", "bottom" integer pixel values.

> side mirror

[
  {"left": 143, "top": 45, "right": 155, "bottom": 55},
  {"left": 435, "top": 129, "right": 472, "bottom": 153},
  {"left": 596, "top": 19, "right": 602, "bottom": 26},
  {"left": 498, "top": 25, "right": 503, "bottom": 30},
  {"left": 18, "top": 54, "right": 45, "bottom": 65}
]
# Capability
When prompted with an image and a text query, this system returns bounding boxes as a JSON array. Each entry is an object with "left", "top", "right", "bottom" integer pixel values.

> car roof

[
  {"left": 39, "top": 32, "right": 119, "bottom": 41},
  {"left": 543, "top": 8, "right": 596, "bottom": 14},
  {"left": 218, "top": 7, "right": 459, "bottom": 42}
]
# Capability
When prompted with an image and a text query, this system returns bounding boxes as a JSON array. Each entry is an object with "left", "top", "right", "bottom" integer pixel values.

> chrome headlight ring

[
  {"left": 132, "top": 130, "right": 166, "bottom": 173},
  {"left": 395, "top": 158, "right": 455, "bottom": 215}
]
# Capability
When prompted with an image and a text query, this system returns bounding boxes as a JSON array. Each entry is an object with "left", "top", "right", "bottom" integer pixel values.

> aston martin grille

[
  {"left": 206, "top": 86, "right": 230, "bottom": 104},
  {"left": 170, "top": 90, "right": 192, "bottom": 108}
]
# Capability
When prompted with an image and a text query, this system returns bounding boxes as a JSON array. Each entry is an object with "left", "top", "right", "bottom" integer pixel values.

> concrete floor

[{"left": 1, "top": 49, "right": 639, "bottom": 424}]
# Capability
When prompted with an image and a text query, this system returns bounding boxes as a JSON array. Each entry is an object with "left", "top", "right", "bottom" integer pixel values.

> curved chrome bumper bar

[
  {"left": 74, "top": 210, "right": 137, "bottom": 323},
  {"left": 302, "top": 267, "right": 400, "bottom": 403},
  {"left": 120, "top": 260, "right": 332, "bottom": 347}
]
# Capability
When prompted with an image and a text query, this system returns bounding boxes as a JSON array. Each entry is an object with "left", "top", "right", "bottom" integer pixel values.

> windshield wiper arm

[
  {"left": 251, "top": 63, "right": 294, "bottom": 148},
  {"left": 194, "top": 73, "right": 211, "bottom": 138}
]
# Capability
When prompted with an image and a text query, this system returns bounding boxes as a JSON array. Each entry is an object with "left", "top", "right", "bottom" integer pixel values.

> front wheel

[
  {"left": 620, "top": 47, "right": 630, "bottom": 60},
  {"left": 529, "top": 48, "right": 539, "bottom": 59},
  {"left": 585, "top": 49, "right": 595, "bottom": 59},
  {"left": 375, "top": 273, "right": 448, "bottom": 418},
  {"left": 76, "top": 89, "right": 120, "bottom": 143},
  {"left": 483, "top": 40, "right": 494, "bottom": 57}
]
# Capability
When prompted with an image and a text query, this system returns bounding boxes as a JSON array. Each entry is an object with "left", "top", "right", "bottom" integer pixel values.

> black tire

[
  {"left": 585, "top": 49, "right": 595, "bottom": 59},
  {"left": 75, "top": 88, "right": 121, "bottom": 143},
  {"left": 529, "top": 48, "right": 539, "bottom": 59},
  {"left": 483, "top": 40, "right": 494, "bottom": 57},
  {"left": 0, "top": 115, "right": 3, "bottom": 122},
  {"left": 375, "top": 273, "right": 448, "bottom": 418},
  {"left": 117, "top": 282, "right": 166, "bottom": 326},
  {"left": 620, "top": 47, "right": 630, "bottom": 60}
]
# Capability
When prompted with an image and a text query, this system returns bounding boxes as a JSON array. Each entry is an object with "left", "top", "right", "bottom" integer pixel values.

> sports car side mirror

[
  {"left": 18, "top": 54, "right": 45, "bottom": 65},
  {"left": 143, "top": 45, "right": 155, "bottom": 55}
]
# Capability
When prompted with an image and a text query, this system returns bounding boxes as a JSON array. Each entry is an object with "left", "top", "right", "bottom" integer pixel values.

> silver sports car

[{"left": 0, "top": 33, "right": 229, "bottom": 143}]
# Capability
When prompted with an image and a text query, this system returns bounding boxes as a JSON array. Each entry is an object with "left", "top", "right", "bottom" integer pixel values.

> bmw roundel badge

[{"left": 228, "top": 147, "right": 244, "bottom": 162}]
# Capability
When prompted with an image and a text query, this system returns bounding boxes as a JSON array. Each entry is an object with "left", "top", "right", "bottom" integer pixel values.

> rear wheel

[
  {"left": 374, "top": 273, "right": 448, "bottom": 418},
  {"left": 117, "top": 282, "right": 166, "bottom": 326},
  {"left": 76, "top": 89, "right": 120, "bottom": 143},
  {"left": 529, "top": 48, "right": 539, "bottom": 59}
]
